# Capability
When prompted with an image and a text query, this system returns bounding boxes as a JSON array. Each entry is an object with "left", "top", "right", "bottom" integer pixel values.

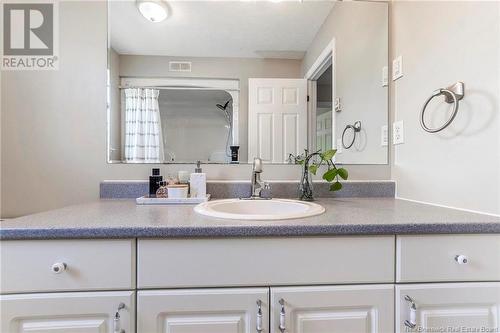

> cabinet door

[
  {"left": 0, "top": 291, "right": 135, "bottom": 333},
  {"left": 396, "top": 283, "right": 500, "bottom": 333},
  {"left": 270, "top": 285, "right": 394, "bottom": 333},
  {"left": 138, "top": 288, "right": 269, "bottom": 333}
]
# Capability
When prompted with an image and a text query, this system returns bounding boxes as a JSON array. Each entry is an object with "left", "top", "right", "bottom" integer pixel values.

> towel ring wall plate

[
  {"left": 443, "top": 82, "right": 464, "bottom": 103},
  {"left": 420, "top": 81, "right": 465, "bottom": 133}
]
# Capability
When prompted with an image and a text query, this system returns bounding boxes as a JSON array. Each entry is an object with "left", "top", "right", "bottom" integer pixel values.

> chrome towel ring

[
  {"left": 342, "top": 121, "right": 361, "bottom": 149},
  {"left": 420, "top": 82, "right": 464, "bottom": 133}
]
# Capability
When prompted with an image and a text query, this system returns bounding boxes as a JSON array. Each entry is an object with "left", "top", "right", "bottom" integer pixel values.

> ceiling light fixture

[{"left": 136, "top": 0, "right": 169, "bottom": 23}]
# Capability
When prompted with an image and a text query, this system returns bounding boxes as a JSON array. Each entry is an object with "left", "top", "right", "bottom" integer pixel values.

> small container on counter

[
  {"left": 149, "top": 168, "right": 163, "bottom": 196},
  {"left": 178, "top": 171, "right": 190, "bottom": 183},
  {"left": 155, "top": 181, "right": 168, "bottom": 198},
  {"left": 190, "top": 161, "right": 206, "bottom": 198},
  {"left": 167, "top": 184, "right": 189, "bottom": 199}
]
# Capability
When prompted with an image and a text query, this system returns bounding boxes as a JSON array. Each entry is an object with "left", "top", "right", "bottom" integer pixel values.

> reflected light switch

[{"left": 392, "top": 56, "right": 403, "bottom": 81}]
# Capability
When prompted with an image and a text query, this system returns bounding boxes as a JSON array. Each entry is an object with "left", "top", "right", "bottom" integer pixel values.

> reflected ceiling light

[{"left": 136, "top": 0, "right": 169, "bottom": 23}]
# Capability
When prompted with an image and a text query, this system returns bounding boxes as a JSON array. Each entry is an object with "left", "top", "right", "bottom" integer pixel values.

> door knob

[
  {"left": 455, "top": 255, "right": 468, "bottom": 265},
  {"left": 51, "top": 262, "right": 67, "bottom": 274}
]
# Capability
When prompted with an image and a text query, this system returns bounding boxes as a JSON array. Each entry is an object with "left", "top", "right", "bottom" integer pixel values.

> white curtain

[{"left": 124, "top": 88, "right": 164, "bottom": 163}]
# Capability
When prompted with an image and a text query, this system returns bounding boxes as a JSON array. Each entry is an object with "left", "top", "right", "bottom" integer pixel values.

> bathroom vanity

[{"left": 1, "top": 198, "right": 499, "bottom": 333}]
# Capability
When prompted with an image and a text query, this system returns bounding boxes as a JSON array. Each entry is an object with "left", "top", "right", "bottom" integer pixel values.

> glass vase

[{"left": 298, "top": 163, "right": 314, "bottom": 201}]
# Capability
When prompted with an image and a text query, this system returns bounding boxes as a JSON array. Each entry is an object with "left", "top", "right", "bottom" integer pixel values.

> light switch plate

[
  {"left": 382, "top": 66, "right": 389, "bottom": 87},
  {"left": 381, "top": 125, "right": 388, "bottom": 146},
  {"left": 334, "top": 97, "right": 342, "bottom": 112},
  {"left": 393, "top": 121, "right": 404, "bottom": 145},
  {"left": 392, "top": 56, "right": 403, "bottom": 81}
]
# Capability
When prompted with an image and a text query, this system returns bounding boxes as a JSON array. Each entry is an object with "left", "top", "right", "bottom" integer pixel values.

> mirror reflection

[{"left": 108, "top": 0, "right": 388, "bottom": 164}]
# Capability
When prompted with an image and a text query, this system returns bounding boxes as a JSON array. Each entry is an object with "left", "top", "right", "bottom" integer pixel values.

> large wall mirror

[{"left": 107, "top": 0, "right": 388, "bottom": 165}]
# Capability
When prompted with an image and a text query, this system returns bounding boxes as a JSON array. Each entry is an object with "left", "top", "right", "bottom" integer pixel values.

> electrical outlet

[
  {"left": 381, "top": 125, "right": 388, "bottom": 146},
  {"left": 393, "top": 121, "right": 404, "bottom": 145},
  {"left": 382, "top": 66, "right": 389, "bottom": 87},
  {"left": 392, "top": 56, "right": 403, "bottom": 81}
]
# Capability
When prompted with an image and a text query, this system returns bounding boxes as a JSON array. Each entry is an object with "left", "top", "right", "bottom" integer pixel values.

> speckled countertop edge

[
  {"left": 2, "top": 223, "right": 500, "bottom": 240},
  {"left": 1, "top": 197, "right": 499, "bottom": 240}
]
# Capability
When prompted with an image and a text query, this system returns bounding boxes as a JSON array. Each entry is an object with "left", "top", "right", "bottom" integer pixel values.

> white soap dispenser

[{"left": 190, "top": 161, "right": 206, "bottom": 198}]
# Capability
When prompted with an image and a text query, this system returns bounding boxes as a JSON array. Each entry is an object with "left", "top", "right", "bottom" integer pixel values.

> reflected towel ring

[
  {"left": 420, "top": 82, "right": 464, "bottom": 133},
  {"left": 342, "top": 121, "right": 361, "bottom": 149}
]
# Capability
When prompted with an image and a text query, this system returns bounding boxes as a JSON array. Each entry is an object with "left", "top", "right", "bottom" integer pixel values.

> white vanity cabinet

[
  {"left": 396, "top": 283, "right": 500, "bottom": 333},
  {"left": 395, "top": 235, "right": 500, "bottom": 333},
  {"left": 0, "top": 291, "right": 135, "bottom": 333},
  {"left": 1, "top": 234, "right": 499, "bottom": 333},
  {"left": 270, "top": 285, "right": 394, "bottom": 333},
  {"left": 137, "top": 288, "right": 269, "bottom": 333}
]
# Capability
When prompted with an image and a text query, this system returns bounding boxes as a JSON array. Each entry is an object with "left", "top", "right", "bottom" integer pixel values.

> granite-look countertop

[{"left": 1, "top": 198, "right": 499, "bottom": 239}]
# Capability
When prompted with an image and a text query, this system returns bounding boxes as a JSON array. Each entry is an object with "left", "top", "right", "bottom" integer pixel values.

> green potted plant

[{"left": 289, "top": 149, "right": 348, "bottom": 201}]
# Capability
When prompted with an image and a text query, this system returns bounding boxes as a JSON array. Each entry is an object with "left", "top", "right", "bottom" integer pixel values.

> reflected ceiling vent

[{"left": 169, "top": 61, "right": 192, "bottom": 72}]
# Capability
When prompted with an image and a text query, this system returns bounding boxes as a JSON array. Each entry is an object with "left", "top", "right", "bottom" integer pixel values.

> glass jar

[{"left": 155, "top": 180, "right": 168, "bottom": 198}]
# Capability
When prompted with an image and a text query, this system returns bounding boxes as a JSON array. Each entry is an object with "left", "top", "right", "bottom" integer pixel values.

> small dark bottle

[
  {"left": 230, "top": 145, "right": 240, "bottom": 164},
  {"left": 149, "top": 168, "right": 163, "bottom": 197}
]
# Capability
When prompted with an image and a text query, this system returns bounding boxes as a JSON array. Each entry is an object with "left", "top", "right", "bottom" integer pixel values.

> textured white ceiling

[{"left": 110, "top": 1, "right": 335, "bottom": 59}]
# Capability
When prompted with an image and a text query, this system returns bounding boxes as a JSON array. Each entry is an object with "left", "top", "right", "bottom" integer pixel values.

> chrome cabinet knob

[
  {"left": 455, "top": 255, "right": 468, "bottom": 265},
  {"left": 51, "top": 262, "right": 67, "bottom": 274}
]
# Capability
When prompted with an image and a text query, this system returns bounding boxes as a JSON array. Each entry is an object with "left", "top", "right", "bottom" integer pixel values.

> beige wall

[
  {"left": 118, "top": 54, "right": 303, "bottom": 162},
  {"left": 390, "top": 1, "right": 500, "bottom": 215},
  {"left": 302, "top": 1, "right": 389, "bottom": 165},
  {"left": 0, "top": 1, "right": 391, "bottom": 218},
  {"left": 5, "top": 1, "right": 497, "bottom": 218}
]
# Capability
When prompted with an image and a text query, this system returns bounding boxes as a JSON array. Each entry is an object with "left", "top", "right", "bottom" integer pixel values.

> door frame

[{"left": 304, "top": 38, "right": 336, "bottom": 155}]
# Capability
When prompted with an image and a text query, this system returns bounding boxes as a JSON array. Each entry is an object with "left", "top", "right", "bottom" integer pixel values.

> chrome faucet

[
  {"left": 241, "top": 158, "right": 271, "bottom": 200},
  {"left": 251, "top": 157, "right": 264, "bottom": 198}
]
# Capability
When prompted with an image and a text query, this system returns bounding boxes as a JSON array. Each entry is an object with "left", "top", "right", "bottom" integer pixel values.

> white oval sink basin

[{"left": 194, "top": 198, "right": 325, "bottom": 220}]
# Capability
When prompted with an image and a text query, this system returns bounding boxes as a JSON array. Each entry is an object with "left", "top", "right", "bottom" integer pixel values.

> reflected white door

[
  {"left": 0, "top": 291, "right": 134, "bottom": 333},
  {"left": 316, "top": 110, "right": 333, "bottom": 151},
  {"left": 396, "top": 283, "right": 500, "bottom": 333},
  {"left": 248, "top": 78, "right": 307, "bottom": 163},
  {"left": 138, "top": 288, "right": 269, "bottom": 333},
  {"left": 270, "top": 285, "right": 394, "bottom": 333}
]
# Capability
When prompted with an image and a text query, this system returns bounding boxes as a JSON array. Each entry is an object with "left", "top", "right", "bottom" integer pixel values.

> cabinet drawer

[
  {"left": 397, "top": 235, "right": 500, "bottom": 282},
  {"left": 0, "top": 239, "right": 135, "bottom": 293},
  {"left": 138, "top": 236, "right": 395, "bottom": 288}
]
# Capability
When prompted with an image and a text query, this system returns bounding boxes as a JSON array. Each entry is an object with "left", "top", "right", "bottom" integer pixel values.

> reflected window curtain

[{"left": 124, "top": 88, "right": 164, "bottom": 163}]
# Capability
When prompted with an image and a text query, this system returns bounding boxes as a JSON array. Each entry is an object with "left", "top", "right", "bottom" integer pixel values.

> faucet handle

[
  {"left": 253, "top": 158, "right": 263, "bottom": 173},
  {"left": 260, "top": 182, "right": 272, "bottom": 199}
]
